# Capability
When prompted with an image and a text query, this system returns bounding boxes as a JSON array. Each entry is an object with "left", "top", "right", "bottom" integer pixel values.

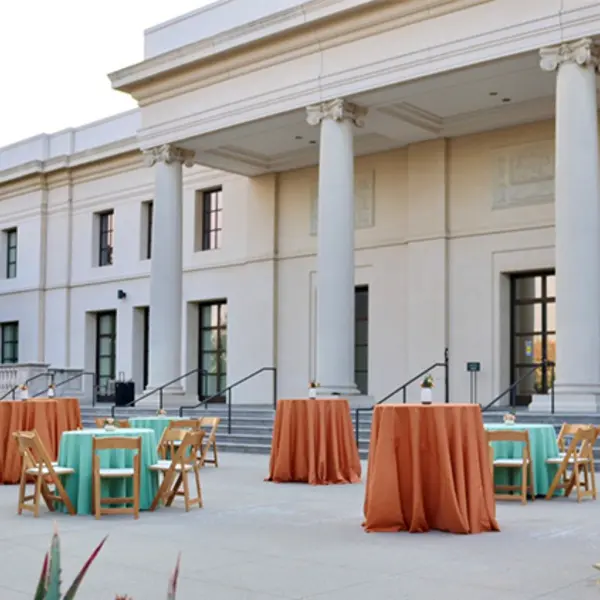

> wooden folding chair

[
  {"left": 149, "top": 430, "right": 205, "bottom": 512},
  {"left": 157, "top": 428, "right": 187, "bottom": 460},
  {"left": 557, "top": 423, "right": 588, "bottom": 454},
  {"left": 546, "top": 426, "right": 597, "bottom": 502},
  {"left": 94, "top": 417, "right": 130, "bottom": 428},
  {"left": 487, "top": 429, "right": 535, "bottom": 504},
  {"left": 199, "top": 416, "right": 221, "bottom": 467},
  {"left": 13, "top": 431, "right": 75, "bottom": 517},
  {"left": 92, "top": 436, "right": 141, "bottom": 519}
]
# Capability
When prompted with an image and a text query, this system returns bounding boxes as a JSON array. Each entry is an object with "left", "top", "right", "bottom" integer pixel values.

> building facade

[{"left": 0, "top": 0, "right": 598, "bottom": 409}]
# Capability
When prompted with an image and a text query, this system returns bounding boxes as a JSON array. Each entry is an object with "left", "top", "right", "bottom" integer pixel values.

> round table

[
  {"left": 484, "top": 423, "right": 560, "bottom": 496},
  {"left": 129, "top": 416, "right": 180, "bottom": 442},
  {"left": 58, "top": 428, "right": 159, "bottom": 515},
  {"left": 0, "top": 398, "right": 82, "bottom": 484}
]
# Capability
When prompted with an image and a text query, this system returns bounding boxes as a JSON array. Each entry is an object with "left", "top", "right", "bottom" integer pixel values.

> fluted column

[
  {"left": 306, "top": 99, "right": 367, "bottom": 397},
  {"left": 540, "top": 38, "right": 600, "bottom": 411},
  {"left": 143, "top": 144, "right": 195, "bottom": 394}
]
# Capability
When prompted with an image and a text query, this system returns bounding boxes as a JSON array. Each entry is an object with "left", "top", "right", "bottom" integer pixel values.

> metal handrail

[
  {"left": 179, "top": 367, "right": 277, "bottom": 433},
  {"left": 32, "top": 371, "right": 96, "bottom": 403},
  {"left": 354, "top": 348, "right": 449, "bottom": 446},
  {"left": 481, "top": 360, "right": 555, "bottom": 413},
  {"left": 111, "top": 368, "right": 208, "bottom": 417},
  {"left": 0, "top": 371, "right": 55, "bottom": 400}
]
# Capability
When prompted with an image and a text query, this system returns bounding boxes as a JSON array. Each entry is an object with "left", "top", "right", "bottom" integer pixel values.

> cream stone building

[{"left": 0, "top": 0, "right": 598, "bottom": 410}]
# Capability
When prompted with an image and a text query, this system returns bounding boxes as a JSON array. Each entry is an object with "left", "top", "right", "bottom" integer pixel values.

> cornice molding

[
  {"left": 135, "top": 2, "right": 600, "bottom": 151},
  {"left": 113, "top": 0, "right": 490, "bottom": 101}
]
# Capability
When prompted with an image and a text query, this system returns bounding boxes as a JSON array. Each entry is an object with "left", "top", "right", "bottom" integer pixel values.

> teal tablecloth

[
  {"left": 58, "top": 428, "right": 159, "bottom": 515},
  {"left": 129, "top": 417, "right": 179, "bottom": 442},
  {"left": 484, "top": 423, "right": 560, "bottom": 496}
]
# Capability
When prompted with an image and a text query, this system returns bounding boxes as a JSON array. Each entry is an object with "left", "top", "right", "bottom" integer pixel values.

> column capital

[
  {"left": 306, "top": 99, "right": 367, "bottom": 127},
  {"left": 540, "top": 38, "right": 600, "bottom": 73},
  {"left": 143, "top": 144, "right": 195, "bottom": 168}
]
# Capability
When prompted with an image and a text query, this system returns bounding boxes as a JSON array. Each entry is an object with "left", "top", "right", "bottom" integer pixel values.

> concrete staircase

[{"left": 80, "top": 404, "right": 600, "bottom": 464}]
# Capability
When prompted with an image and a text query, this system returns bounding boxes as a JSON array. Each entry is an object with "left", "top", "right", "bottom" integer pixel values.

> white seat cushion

[
  {"left": 26, "top": 466, "right": 74, "bottom": 476},
  {"left": 149, "top": 460, "right": 192, "bottom": 472},
  {"left": 546, "top": 456, "right": 588, "bottom": 465},
  {"left": 98, "top": 467, "right": 135, "bottom": 477},
  {"left": 493, "top": 458, "right": 526, "bottom": 467}
]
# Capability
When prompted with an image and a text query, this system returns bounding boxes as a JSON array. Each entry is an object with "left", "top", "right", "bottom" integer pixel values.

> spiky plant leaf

[
  {"left": 46, "top": 526, "right": 62, "bottom": 600},
  {"left": 34, "top": 552, "right": 49, "bottom": 600},
  {"left": 167, "top": 554, "right": 181, "bottom": 600},
  {"left": 62, "top": 536, "right": 108, "bottom": 600}
]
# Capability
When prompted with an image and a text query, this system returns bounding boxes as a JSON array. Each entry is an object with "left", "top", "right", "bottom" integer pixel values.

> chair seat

[
  {"left": 149, "top": 460, "right": 192, "bottom": 472},
  {"left": 493, "top": 458, "right": 527, "bottom": 467},
  {"left": 546, "top": 456, "right": 589, "bottom": 465},
  {"left": 26, "top": 466, "right": 74, "bottom": 476},
  {"left": 98, "top": 467, "right": 135, "bottom": 477}
]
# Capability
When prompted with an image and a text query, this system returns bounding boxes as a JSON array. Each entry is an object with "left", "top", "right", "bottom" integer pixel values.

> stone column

[
  {"left": 143, "top": 144, "right": 195, "bottom": 394},
  {"left": 306, "top": 99, "right": 367, "bottom": 397},
  {"left": 540, "top": 38, "right": 600, "bottom": 411}
]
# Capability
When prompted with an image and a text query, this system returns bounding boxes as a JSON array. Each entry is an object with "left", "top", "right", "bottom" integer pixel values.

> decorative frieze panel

[
  {"left": 492, "top": 141, "right": 555, "bottom": 209},
  {"left": 310, "top": 171, "right": 375, "bottom": 234}
]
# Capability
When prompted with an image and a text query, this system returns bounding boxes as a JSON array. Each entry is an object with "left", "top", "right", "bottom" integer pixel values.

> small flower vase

[
  {"left": 47, "top": 387, "right": 55, "bottom": 398},
  {"left": 20, "top": 388, "right": 29, "bottom": 400},
  {"left": 308, "top": 388, "right": 317, "bottom": 399},
  {"left": 420, "top": 387, "right": 433, "bottom": 405}
]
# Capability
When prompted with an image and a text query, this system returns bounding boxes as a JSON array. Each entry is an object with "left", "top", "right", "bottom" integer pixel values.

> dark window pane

[
  {"left": 202, "top": 329, "right": 218, "bottom": 351},
  {"left": 355, "top": 321, "right": 368, "bottom": 346},
  {"left": 201, "top": 188, "right": 223, "bottom": 251}
]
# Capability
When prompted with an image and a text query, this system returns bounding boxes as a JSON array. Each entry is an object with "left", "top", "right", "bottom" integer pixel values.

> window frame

[
  {"left": 354, "top": 285, "right": 369, "bottom": 394},
  {"left": 95, "top": 311, "right": 117, "bottom": 391},
  {"left": 198, "top": 301, "right": 227, "bottom": 401},
  {"left": 5, "top": 228, "right": 17, "bottom": 279},
  {"left": 201, "top": 188, "right": 223, "bottom": 251},
  {"left": 1, "top": 321, "right": 18, "bottom": 364},
  {"left": 98, "top": 210, "right": 114, "bottom": 267}
]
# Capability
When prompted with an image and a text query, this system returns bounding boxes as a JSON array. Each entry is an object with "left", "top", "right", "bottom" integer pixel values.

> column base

[
  {"left": 138, "top": 384, "right": 185, "bottom": 407},
  {"left": 529, "top": 384, "right": 600, "bottom": 413}
]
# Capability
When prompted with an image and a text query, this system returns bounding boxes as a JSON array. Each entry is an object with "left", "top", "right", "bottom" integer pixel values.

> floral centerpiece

[
  {"left": 19, "top": 384, "right": 29, "bottom": 400},
  {"left": 309, "top": 381, "right": 319, "bottom": 399},
  {"left": 103, "top": 417, "right": 116, "bottom": 431},
  {"left": 420, "top": 374, "right": 434, "bottom": 404},
  {"left": 503, "top": 412, "right": 516, "bottom": 425},
  {"left": 156, "top": 408, "right": 167, "bottom": 417}
]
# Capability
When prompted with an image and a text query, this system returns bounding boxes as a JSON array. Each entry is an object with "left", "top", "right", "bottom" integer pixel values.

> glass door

[
  {"left": 96, "top": 311, "right": 117, "bottom": 395},
  {"left": 510, "top": 272, "right": 555, "bottom": 405},
  {"left": 198, "top": 302, "right": 227, "bottom": 402}
]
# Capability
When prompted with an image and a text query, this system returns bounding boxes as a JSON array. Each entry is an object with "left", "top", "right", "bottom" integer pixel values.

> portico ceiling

[{"left": 176, "top": 50, "right": 600, "bottom": 177}]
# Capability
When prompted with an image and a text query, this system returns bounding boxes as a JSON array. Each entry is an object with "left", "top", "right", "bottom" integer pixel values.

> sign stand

[{"left": 466, "top": 362, "right": 481, "bottom": 404}]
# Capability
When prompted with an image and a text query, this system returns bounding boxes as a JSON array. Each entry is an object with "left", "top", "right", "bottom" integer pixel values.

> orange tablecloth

[
  {"left": 267, "top": 398, "right": 361, "bottom": 485},
  {"left": 363, "top": 404, "right": 499, "bottom": 534},
  {"left": 0, "top": 398, "right": 81, "bottom": 484}
]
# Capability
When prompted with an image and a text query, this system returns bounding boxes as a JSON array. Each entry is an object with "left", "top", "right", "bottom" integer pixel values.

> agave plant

[
  {"left": 34, "top": 525, "right": 107, "bottom": 600},
  {"left": 35, "top": 526, "right": 181, "bottom": 599}
]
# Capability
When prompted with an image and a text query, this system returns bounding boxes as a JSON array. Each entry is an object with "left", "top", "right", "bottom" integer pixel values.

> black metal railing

[
  {"left": 354, "top": 348, "right": 449, "bottom": 446},
  {"left": 33, "top": 371, "right": 96, "bottom": 403},
  {"left": 179, "top": 367, "right": 277, "bottom": 433},
  {"left": 482, "top": 361, "right": 555, "bottom": 413},
  {"left": 0, "top": 371, "right": 55, "bottom": 400},
  {"left": 111, "top": 368, "right": 208, "bottom": 417}
]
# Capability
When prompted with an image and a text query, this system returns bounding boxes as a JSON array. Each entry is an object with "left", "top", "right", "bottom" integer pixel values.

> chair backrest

[
  {"left": 13, "top": 431, "right": 57, "bottom": 475},
  {"left": 563, "top": 426, "right": 597, "bottom": 460},
  {"left": 557, "top": 423, "right": 589, "bottom": 451},
  {"left": 486, "top": 429, "right": 531, "bottom": 459},
  {"left": 173, "top": 431, "right": 205, "bottom": 466},
  {"left": 168, "top": 419, "right": 201, "bottom": 431},
  {"left": 92, "top": 436, "right": 141, "bottom": 453},
  {"left": 200, "top": 416, "right": 221, "bottom": 440}
]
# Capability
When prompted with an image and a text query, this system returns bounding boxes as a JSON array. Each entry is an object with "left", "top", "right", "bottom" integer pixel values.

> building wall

[{"left": 0, "top": 118, "right": 557, "bottom": 404}]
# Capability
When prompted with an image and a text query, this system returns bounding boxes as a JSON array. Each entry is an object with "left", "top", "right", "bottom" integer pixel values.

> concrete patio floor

[{"left": 1, "top": 453, "right": 599, "bottom": 599}]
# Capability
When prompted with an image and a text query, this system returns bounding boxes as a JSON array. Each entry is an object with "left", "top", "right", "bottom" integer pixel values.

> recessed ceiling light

[
  {"left": 489, "top": 92, "right": 498, "bottom": 96},
  {"left": 295, "top": 135, "right": 303, "bottom": 140},
  {"left": 502, "top": 97, "right": 511, "bottom": 103}
]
